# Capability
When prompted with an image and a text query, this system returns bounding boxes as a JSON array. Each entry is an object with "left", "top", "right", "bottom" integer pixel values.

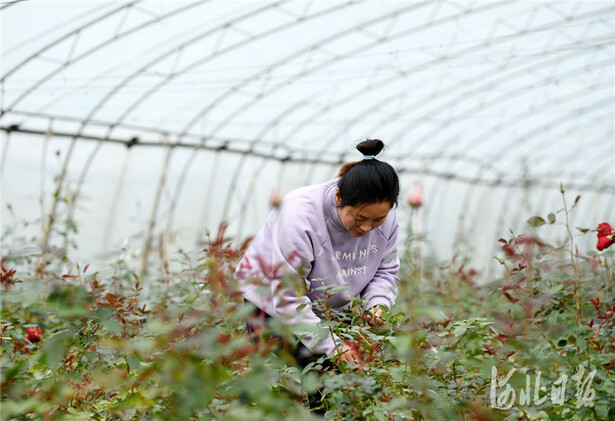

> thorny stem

[
  {"left": 520, "top": 300, "right": 559, "bottom": 352},
  {"left": 452, "top": 361, "right": 460, "bottom": 400},
  {"left": 502, "top": 254, "right": 559, "bottom": 352},
  {"left": 561, "top": 188, "right": 580, "bottom": 324},
  {"left": 550, "top": 298, "right": 576, "bottom": 318},
  {"left": 179, "top": 249, "right": 198, "bottom": 290},
  {"left": 73, "top": 322, "right": 101, "bottom": 369},
  {"left": 604, "top": 256, "right": 615, "bottom": 291},
  {"left": 452, "top": 329, "right": 469, "bottom": 350},
  {"left": 319, "top": 284, "right": 342, "bottom": 358}
]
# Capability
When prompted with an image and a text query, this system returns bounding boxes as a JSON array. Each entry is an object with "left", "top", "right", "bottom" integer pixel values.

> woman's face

[{"left": 335, "top": 189, "right": 391, "bottom": 237}]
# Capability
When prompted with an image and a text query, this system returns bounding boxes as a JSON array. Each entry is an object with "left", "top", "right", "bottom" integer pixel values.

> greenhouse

[{"left": 1, "top": 1, "right": 614, "bottom": 419}]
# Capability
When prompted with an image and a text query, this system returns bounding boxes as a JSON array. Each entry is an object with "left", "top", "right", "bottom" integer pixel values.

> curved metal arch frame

[
  {"left": 247, "top": 5, "right": 614, "bottom": 186},
  {"left": 60, "top": 1, "right": 360, "bottom": 256},
  {"left": 209, "top": 2, "right": 612, "bottom": 158},
  {"left": 217, "top": 95, "right": 321, "bottom": 227},
  {"left": 451, "top": 168, "right": 485, "bottom": 256},
  {"left": 460, "top": 86, "right": 613, "bottom": 178},
  {"left": 5, "top": 1, "right": 611, "bottom": 165},
  {"left": 333, "top": 34, "right": 611, "bottom": 160},
  {"left": 392, "top": 64, "right": 613, "bottom": 176},
  {"left": 299, "top": 36, "right": 605, "bottom": 186},
  {"left": 4, "top": 1, "right": 207, "bottom": 114},
  {"left": 465, "top": 180, "right": 503, "bottom": 272},
  {"left": 101, "top": 146, "right": 134, "bottom": 252},
  {"left": 2, "top": 0, "right": 613, "bottom": 268},
  {"left": 194, "top": 2, "right": 519, "bottom": 227},
  {"left": 529, "top": 111, "right": 614, "bottom": 180},
  {"left": 186, "top": 2, "right": 507, "bottom": 147},
  {"left": 51, "top": 2, "right": 355, "bottom": 253},
  {"left": 294, "top": 28, "right": 614, "bottom": 159},
  {"left": 1, "top": 1, "right": 141, "bottom": 83},
  {"left": 390, "top": 31, "right": 614, "bottom": 156},
  {"left": 0, "top": 1, "right": 27, "bottom": 12},
  {"left": 7, "top": 2, "right": 608, "bottom": 169},
  {"left": 99, "top": 1, "right": 346, "bottom": 134},
  {"left": 160, "top": 2, "right": 432, "bottom": 241}
]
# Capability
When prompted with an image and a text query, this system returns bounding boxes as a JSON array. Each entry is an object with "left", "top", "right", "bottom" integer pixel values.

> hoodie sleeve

[
  {"left": 361, "top": 212, "right": 400, "bottom": 310},
  {"left": 235, "top": 196, "right": 342, "bottom": 356}
]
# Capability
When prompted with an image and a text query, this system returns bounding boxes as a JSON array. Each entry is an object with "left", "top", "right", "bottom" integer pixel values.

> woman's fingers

[
  {"left": 340, "top": 351, "right": 358, "bottom": 363},
  {"left": 333, "top": 343, "right": 360, "bottom": 363},
  {"left": 369, "top": 305, "right": 384, "bottom": 325}
]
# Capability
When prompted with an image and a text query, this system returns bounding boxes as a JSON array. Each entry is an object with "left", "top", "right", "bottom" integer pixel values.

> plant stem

[{"left": 561, "top": 189, "right": 580, "bottom": 324}]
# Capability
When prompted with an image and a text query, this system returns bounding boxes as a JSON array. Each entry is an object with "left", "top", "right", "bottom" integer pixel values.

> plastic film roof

[{"left": 1, "top": 1, "right": 614, "bottom": 276}]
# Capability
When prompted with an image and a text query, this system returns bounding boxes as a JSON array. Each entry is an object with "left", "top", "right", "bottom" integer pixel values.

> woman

[{"left": 235, "top": 139, "right": 400, "bottom": 364}]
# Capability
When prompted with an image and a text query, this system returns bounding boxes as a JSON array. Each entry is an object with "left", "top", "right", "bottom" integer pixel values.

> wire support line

[
  {"left": 0, "top": 109, "right": 290, "bottom": 151},
  {"left": 2, "top": 124, "right": 613, "bottom": 194}
]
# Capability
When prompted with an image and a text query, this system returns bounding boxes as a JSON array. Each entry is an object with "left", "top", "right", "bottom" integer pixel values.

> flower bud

[
  {"left": 407, "top": 182, "right": 423, "bottom": 208},
  {"left": 270, "top": 188, "right": 282, "bottom": 208}
]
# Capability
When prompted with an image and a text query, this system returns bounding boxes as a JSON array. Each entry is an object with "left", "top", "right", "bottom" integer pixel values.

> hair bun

[{"left": 356, "top": 139, "right": 384, "bottom": 157}]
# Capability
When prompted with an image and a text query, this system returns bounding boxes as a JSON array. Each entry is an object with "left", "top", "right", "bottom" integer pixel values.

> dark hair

[{"left": 337, "top": 139, "right": 400, "bottom": 208}]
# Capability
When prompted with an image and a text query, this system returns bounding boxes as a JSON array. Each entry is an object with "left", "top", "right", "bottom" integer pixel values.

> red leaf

[{"left": 502, "top": 291, "right": 519, "bottom": 303}]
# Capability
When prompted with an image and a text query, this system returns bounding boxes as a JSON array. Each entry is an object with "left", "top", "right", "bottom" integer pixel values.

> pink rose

[
  {"left": 270, "top": 188, "right": 282, "bottom": 208},
  {"left": 407, "top": 182, "right": 423, "bottom": 208}
]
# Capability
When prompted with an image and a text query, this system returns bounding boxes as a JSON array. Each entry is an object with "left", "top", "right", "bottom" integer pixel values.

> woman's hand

[
  {"left": 332, "top": 342, "right": 360, "bottom": 363},
  {"left": 368, "top": 305, "right": 384, "bottom": 326}
]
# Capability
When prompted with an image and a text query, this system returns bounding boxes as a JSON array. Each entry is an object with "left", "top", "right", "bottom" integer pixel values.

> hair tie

[{"left": 363, "top": 155, "right": 375, "bottom": 160}]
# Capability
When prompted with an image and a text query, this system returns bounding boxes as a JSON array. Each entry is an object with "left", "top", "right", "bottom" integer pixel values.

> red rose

[
  {"left": 596, "top": 223, "right": 615, "bottom": 251},
  {"left": 25, "top": 326, "right": 43, "bottom": 343}
]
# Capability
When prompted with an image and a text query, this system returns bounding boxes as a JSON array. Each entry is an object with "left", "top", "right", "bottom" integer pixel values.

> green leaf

[
  {"left": 547, "top": 213, "right": 556, "bottom": 224},
  {"left": 300, "top": 372, "right": 321, "bottom": 394},
  {"left": 102, "top": 318, "right": 123, "bottom": 336},
  {"left": 3, "top": 359, "right": 26, "bottom": 383},
  {"left": 40, "top": 336, "right": 65, "bottom": 367},
  {"left": 594, "top": 403, "right": 609, "bottom": 419},
  {"left": 527, "top": 216, "right": 546, "bottom": 227},
  {"left": 145, "top": 319, "right": 174, "bottom": 335},
  {"left": 453, "top": 326, "right": 467, "bottom": 337},
  {"left": 390, "top": 335, "right": 413, "bottom": 353},
  {"left": 194, "top": 263, "right": 209, "bottom": 272},
  {"left": 126, "top": 355, "right": 142, "bottom": 373},
  {"left": 576, "top": 227, "right": 589, "bottom": 233}
]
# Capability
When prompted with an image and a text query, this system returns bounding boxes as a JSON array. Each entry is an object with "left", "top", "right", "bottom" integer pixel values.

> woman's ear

[{"left": 335, "top": 188, "right": 342, "bottom": 206}]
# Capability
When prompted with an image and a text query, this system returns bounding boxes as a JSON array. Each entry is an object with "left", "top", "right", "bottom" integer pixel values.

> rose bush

[{"left": 1, "top": 192, "right": 614, "bottom": 420}]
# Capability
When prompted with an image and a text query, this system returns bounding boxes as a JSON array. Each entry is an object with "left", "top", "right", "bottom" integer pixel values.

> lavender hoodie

[{"left": 235, "top": 178, "right": 400, "bottom": 355}]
